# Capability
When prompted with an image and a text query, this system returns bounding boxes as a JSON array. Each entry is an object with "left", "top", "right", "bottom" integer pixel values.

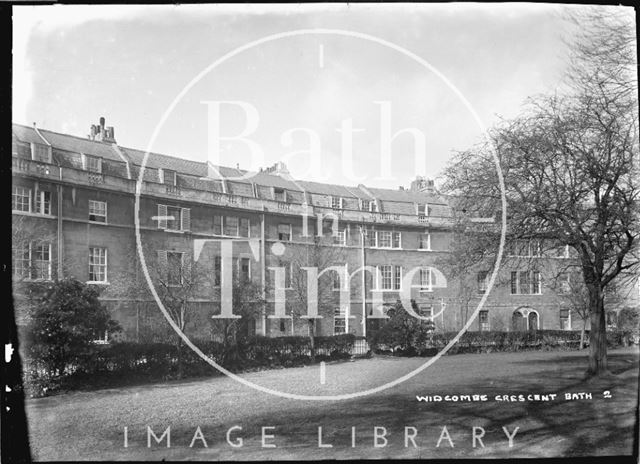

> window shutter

[
  {"left": 157, "top": 204, "right": 167, "bottom": 229},
  {"left": 181, "top": 208, "right": 191, "bottom": 231}
]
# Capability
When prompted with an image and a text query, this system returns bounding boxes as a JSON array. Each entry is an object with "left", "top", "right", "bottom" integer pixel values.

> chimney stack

[
  {"left": 88, "top": 117, "right": 116, "bottom": 143},
  {"left": 409, "top": 175, "right": 435, "bottom": 194}
]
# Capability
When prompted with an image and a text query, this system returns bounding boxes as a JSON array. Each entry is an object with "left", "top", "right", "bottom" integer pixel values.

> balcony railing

[{"left": 13, "top": 156, "right": 453, "bottom": 227}]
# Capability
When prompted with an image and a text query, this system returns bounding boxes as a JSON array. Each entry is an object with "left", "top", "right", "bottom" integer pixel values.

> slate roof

[{"left": 12, "top": 123, "right": 451, "bottom": 211}]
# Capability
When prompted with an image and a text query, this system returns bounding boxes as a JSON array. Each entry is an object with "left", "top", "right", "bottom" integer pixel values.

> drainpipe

[
  {"left": 261, "top": 208, "right": 267, "bottom": 336},
  {"left": 57, "top": 184, "right": 63, "bottom": 279},
  {"left": 360, "top": 223, "right": 367, "bottom": 338}
]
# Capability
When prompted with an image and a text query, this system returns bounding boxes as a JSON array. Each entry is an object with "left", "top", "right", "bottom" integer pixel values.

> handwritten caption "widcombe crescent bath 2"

[{"left": 416, "top": 391, "right": 613, "bottom": 403}]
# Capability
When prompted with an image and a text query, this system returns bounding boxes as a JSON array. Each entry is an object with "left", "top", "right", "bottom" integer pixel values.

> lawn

[{"left": 25, "top": 347, "right": 639, "bottom": 460}]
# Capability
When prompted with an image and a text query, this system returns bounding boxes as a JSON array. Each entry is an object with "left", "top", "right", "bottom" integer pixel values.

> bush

[
  {"left": 22, "top": 334, "right": 359, "bottom": 397},
  {"left": 371, "top": 329, "right": 587, "bottom": 356}
]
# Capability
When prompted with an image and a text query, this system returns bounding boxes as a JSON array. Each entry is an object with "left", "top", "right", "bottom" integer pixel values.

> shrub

[{"left": 22, "top": 279, "right": 121, "bottom": 383}]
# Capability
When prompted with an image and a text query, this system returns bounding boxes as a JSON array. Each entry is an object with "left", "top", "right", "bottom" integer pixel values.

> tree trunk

[
  {"left": 587, "top": 286, "right": 608, "bottom": 376},
  {"left": 580, "top": 318, "right": 587, "bottom": 350}
]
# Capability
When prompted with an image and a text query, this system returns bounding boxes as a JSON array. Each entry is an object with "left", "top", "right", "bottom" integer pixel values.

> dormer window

[
  {"left": 31, "top": 143, "right": 51, "bottom": 163},
  {"left": 361, "top": 199, "right": 378, "bottom": 212},
  {"left": 274, "top": 188, "right": 286, "bottom": 202},
  {"left": 84, "top": 155, "right": 102, "bottom": 173},
  {"left": 331, "top": 196, "right": 343, "bottom": 209},
  {"left": 161, "top": 169, "right": 177, "bottom": 186}
]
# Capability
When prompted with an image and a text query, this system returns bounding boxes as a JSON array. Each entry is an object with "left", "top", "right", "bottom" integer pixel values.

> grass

[{"left": 26, "top": 347, "right": 639, "bottom": 460}]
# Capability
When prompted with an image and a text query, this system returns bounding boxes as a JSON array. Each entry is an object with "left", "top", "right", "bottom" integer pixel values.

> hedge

[
  {"left": 22, "top": 334, "right": 360, "bottom": 397},
  {"left": 370, "top": 329, "right": 634, "bottom": 356}
]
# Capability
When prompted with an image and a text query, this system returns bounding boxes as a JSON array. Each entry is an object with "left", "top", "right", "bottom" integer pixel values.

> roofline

[{"left": 12, "top": 122, "right": 450, "bottom": 206}]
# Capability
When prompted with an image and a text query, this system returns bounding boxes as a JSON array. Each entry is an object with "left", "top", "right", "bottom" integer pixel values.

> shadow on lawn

[{"left": 154, "top": 350, "right": 639, "bottom": 459}]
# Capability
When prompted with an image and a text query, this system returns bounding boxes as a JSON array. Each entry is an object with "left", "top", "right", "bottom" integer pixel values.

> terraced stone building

[{"left": 12, "top": 117, "right": 601, "bottom": 342}]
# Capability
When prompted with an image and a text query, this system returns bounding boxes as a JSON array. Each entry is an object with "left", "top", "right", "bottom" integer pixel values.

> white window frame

[
  {"left": 33, "top": 242, "right": 52, "bottom": 281},
  {"left": 417, "top": 204, "right": 429, "bottom": 217},
  {"left": 377, "top": 230, "right": 392, "bottom": 248},
  {"left": 418, "top": 232, "right": 431, "bottom": 251},
  {"left": 419, "top": 267, "right": 433, "bottom": 292},
  {"left": 34, "top": 190, "right": 51, "bottom": 215},
  {"left": 333, "top": 307, "right": 347, "bottom": 335},
  {"left": 334, "top": 228, "right": 347, "bottom": 246},
  {"left": 393, "top": 265, "right": 402, "bottom": 290},
  {"left": 161, "top": 169, "right": 177, "bottom": 186},
  {"left": 361, "top": 199, "right": 377, "bottom": 212},
  {"left": 88, "top": 247, "right": 108, "bottom": 283},
  {"left": 378, "top": 265, "right": 393, "bottom": 291},
  {"left": 479, "top": 310, "right": 490, "bottom": 331},
  {"left": 162, "top": 206, "right": 190, "bottom": 232},
  {"left": 89, "top": 200, "right": 107, "bottom": 223},
  {"left": 560, "top": 308, "right": 571, "bottom": 331},
  {"left": 507, "top": 239, "right": 542, "bottom": 258},
  {"left": 12, "top": 242, "right": 31, "bottom": 279},
  {"left": 477, "top": 271, "right": 489, "bottom": 294},
  {"left": 331, "top": 196, "right": 343, "bottom": 210},
  {"left": 12, "top": 186, "right": 31, "bottom": 212},
  {"left": 510, "top": 270, "right": 542, "bottom": 295},
  {"left": 392, "top": 231, "right": 402, "bottom": 249}
]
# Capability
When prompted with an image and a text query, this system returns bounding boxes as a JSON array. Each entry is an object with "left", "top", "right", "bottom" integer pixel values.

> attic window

[
  {"left": 274, "top": 188, "right": 286, "bottom": 202},
  {"left": 162, "top": 169, "right": 177, "bottom": 186},
  {"left": 31, "top": 143, "right": 51, "bottom": 163},
  {"left": 331, "top": 196, "right": 343, "bottom": 209},
  {"left": 361, "top": 199, "right": 378, "bottom": 212},
  {"left": 85, "top": 155, "right": 102, "bottom": 173},
  {"left": 418, "top": 204, "right": 430, "bottom": 217}
]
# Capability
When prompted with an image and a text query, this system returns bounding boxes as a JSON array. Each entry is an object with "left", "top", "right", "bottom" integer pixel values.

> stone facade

[{"left": 12, "top": 118, "right": 606, "bottom": 343}]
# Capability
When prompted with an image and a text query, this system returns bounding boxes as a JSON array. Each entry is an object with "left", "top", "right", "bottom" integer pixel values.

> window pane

[
  {"left": 166, "top": 207, "right": 181, "bottom": 231},
  {"left": 477, "top": 271, "right": 488, "bottom": 293},
  {"left": 89, "top": 247, "right": 106, "bottom": 282},
  {"left": 34, "top": 243, "right": 51, "bottom": 280},
  {"left": 213, "top": 215, "right": 222, "bottom": 235},
  {"left": 392, "top": 232, "right": 401, "bottom": 249},
  {"left": 378, "top": 231, "right": 391, "bottom": 248},
  {"left": 36, "top": 191, "right": 51, "bottom": 215},
  {"left": 89, "top": 200, "right": 107, "bottom": 222},
  {"left": 224, "top": 216, "right": 238, "bottom": 236},
  {"left": 393, "top": 266, "right": 402, "bottom": 290},
  {"left": 510, "top": 272, "right": 518, "bottom": 294},
  {"left": 167, "top": 252, "right": 182, "bottom": 285},
  {"left": 12, "top": 187, "right": 30, "bottom": 212},
  {"left": 13, "top": 242, "right": 30, "bottom": 278},
  {"left": 278, "top": 224, "right": 291, "bottom": 241},
  {"left": 519, "top": 271, "right": 530, "bottom": 294},
  {"left": 381, "top": 265, "right": 392, "bottom": 290},
  {"left": 334, "top": 307, "right": 346, "bottom": 334},
  {"left": 86, "top": 156, "right": 101, "bottom": 173},
  {"left": 239, "top": 218, "right": 250, "bottom": 237}
]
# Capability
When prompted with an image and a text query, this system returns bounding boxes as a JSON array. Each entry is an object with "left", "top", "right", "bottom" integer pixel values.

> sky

[{"left": 12, "top": 3, "right": 629, "bottom": 189}]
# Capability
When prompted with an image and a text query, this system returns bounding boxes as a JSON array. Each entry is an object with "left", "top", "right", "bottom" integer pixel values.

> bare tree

[
  {"left": 287, "top": 231, "right": 347, "bottom": 361},
  {"left": 441, "top": 10, "right": 638, "bottom": 376}
]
